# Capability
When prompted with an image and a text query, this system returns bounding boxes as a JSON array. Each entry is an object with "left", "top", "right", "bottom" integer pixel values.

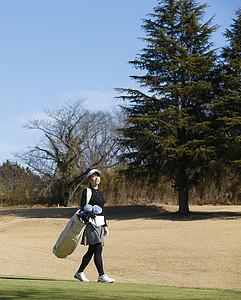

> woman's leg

[
  {"left": 78, "top": 245, "right": 95, "bottom": 272},
  {"left": 93, "top": 243, "right": 104, "bottom": 276},
  {"left": 78, "top": 243, "right": 104, "bottom": 276}
]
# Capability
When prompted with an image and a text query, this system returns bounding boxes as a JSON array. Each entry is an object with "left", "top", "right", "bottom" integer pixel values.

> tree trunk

[
  {"left": 53, "top": 182, "right": 72, "bottom": 207},
  {"left": 177, "top": 169, "right": 190, "bottom": 215},
  {"left": 63, "top": 190, "right": 72, "bottom": 207},
  {"left": 178, "top": 185, "right": 189, "bottom": 215}
]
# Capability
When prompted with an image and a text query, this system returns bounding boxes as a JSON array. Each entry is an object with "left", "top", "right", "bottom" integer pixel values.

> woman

[{"left": 74, "top": 169, "right": 115, "bottom": 283}]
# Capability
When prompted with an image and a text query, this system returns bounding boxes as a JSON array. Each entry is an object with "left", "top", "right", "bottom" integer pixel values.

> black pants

[{"left": 78, "top": 243, "right": 104, "bottom": 276}]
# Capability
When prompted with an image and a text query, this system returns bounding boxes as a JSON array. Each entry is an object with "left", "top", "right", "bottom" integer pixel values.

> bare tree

[{"left": 16, "top": 100, "right": 121, "bottom": 206}]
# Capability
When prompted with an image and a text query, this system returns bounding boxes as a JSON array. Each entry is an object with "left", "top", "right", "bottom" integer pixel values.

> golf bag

[
  {"left": 53, "top": 188, "right": 102, "bottom": 258},
  {"left": 52, "top": 209, "right": 86, "bottom": 258}
]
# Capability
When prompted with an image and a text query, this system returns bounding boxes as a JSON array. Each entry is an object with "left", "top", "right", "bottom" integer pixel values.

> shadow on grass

[
  {"left": 0, "top": 276, "right": 69, "bottom": 282},
  {"left": 0, "top": 205, "right": 241, "bottom": 221},
  {"left": 0, "top": 276, "right": 74, "bottom": 300}
]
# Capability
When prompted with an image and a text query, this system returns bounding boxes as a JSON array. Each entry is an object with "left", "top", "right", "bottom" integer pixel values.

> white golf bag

[
  {"left": 53, "top": 209, "right": 86, "bottom": 258},
  {"left": 52, "top": 188, "right": 103, "bottom": 258}
]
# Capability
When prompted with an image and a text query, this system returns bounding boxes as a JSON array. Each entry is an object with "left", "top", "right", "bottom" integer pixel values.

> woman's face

[{"left": 89, "top": 172, "right": 101, "bottom": 188}]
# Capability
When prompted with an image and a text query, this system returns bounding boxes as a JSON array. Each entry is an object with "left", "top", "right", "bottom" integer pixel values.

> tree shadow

[
  {"left": 0, "top": 207, "right": 77, "bottom": 219},
  {"left": 0, "top": 205, "right": 241, "bottom": 221},
  {"left": 106, "top": 205, "right": 241, "bottom": 221},
  {"left": 0, "top": 275, "right": 65, "bottom": 282},
  {"left": 157, "top": 210, "right": 241, "bottom": 221}
]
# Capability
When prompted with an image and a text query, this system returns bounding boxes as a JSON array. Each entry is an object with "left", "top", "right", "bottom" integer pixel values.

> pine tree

[
  {"left": 212, "top": 8, "right": 241, "bottom": 178},
  {"left": 117, "top": 0, "right": 218, "bottom": 214}
]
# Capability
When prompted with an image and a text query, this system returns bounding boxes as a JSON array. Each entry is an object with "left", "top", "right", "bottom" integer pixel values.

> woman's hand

[{"left": 103, "top": 226, "right": 109, "bottom": 237}]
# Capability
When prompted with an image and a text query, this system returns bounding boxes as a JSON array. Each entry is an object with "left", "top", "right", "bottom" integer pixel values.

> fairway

[
  {"left": 0, "top": 276, "right": 240, "bottom": 300},
  {"left": 0, "top": 205, "right": 240, "bottom": 291}
]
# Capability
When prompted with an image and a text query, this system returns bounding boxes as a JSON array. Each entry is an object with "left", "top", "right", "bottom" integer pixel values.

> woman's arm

[{"left": 80, "top": 188, "right": 87, "bottom": 210}]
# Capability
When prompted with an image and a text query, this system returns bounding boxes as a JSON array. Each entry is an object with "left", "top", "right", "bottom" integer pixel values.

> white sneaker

[
  {"left": 98, "top": 273, "right": 115, "bottom": 283},
  {"left": 74, "top": 272, "right": 89, "bottom": 282}
]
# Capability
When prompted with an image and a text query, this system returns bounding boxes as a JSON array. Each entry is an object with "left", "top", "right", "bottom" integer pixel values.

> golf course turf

[{"left": 0, "top": 276, "right": 240, "bottom": 300}]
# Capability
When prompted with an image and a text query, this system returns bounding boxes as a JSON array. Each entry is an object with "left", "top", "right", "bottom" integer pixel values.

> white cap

[{"left": 87, "top": 169, "right": 101, "bottom": 178}]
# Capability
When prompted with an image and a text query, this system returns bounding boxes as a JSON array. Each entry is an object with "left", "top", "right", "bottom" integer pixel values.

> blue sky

[{"left": 0, "top": 0, "right": 240, "bottom": 164}]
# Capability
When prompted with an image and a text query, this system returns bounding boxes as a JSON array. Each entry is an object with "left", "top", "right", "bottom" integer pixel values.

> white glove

[{"left": 103, "top": 226, "right": 109, "bottom": 237}]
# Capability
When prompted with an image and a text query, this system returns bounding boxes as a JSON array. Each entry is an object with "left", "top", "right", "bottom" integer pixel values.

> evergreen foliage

[
  {"left": 116, "top": 0, "right": 219, "bottom": 214},
  {"left": 212, "top": 8, "right": 241, "bottom": 176}
]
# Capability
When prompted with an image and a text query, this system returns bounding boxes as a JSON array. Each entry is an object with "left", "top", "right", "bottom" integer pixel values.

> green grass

[{"left": 0, "top": 276, "right": 240, "bottom": 300}]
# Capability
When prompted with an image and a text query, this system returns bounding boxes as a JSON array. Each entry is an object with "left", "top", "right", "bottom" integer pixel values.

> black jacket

[{"left": 80, "top": 186, "right": 107, "bottom": 226}]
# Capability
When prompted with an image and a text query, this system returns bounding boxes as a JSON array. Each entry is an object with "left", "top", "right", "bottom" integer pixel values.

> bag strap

[{"left": 86, "top": 187, "right": 92, "bottom": 204}]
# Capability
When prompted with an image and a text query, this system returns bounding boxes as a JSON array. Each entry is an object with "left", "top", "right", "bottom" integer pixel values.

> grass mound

[{"left": 0, "top": 276, "right": 240, "bottom": 300}]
